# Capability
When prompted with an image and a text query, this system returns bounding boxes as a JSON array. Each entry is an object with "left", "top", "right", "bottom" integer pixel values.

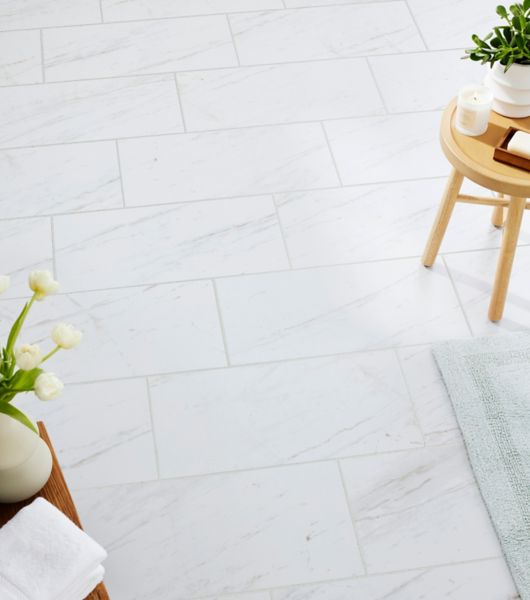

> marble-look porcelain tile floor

[{"left": 0, "top": 1, "right": 525, "bottom": 598}]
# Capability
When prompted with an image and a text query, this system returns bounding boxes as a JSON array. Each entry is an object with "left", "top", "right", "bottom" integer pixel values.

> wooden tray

[
  {"left": 493, "top": 126, "right": 530, "bottom": 172},
  {"left": 0, "top": 422, "right": 110, "bottom": 600}
]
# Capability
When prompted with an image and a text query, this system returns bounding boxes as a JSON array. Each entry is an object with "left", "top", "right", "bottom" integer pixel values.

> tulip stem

[{"left": 41, "top": 345, "right": 60, "bottom": 364}]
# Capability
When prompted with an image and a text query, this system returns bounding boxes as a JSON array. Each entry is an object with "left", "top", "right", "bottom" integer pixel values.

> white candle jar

[{"left": 455, "top": 84, "right": 493, "bottom": 136}]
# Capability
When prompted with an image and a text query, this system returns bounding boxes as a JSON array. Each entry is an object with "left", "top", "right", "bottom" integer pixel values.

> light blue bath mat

[{"left": 434, "top": 333, "right": 530, "bottom": 600}]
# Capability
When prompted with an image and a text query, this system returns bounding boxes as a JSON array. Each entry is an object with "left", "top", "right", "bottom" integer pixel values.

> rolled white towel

[
  {"left": 0, "top": 497, "right": 107, "bottom": 600},
  {"left": 507, "top": 130, "right": 530, "bottom": 159}
]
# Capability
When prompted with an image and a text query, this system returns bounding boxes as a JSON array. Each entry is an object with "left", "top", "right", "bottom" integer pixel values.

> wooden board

[
  {"left": 0, "top": 422, "right": 110, "bottom": 600},
  {"left": 440, "top": 99, "right": 530, "bottom": 197}
]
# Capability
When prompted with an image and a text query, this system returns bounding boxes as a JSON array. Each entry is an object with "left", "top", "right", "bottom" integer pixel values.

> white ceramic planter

[
  {"left": 485, "top": 63, "right": 530, "bottom": 118},
  {"left": 0, "top": 413, "right": 52, "bottom": 503}
]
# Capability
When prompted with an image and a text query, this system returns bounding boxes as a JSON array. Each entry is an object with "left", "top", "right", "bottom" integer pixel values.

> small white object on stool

[{"left": 507, "top": 130, "right": 530, "bottom": 159}]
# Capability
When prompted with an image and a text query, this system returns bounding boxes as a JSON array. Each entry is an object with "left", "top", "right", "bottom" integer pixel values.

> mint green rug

[{"left": 434, "top": 333, "right": 530, "bottom": 600}]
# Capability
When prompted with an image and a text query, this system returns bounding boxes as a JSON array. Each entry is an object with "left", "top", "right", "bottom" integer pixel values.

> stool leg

[
  {"left": 422, "top": 169, "right": 464, "bottom": 267},
  {"left": 491, "top": 196, "right": 505, "bottom": 227},
  {"left": 488, "top": 195, "right": 526, "bottom": 321}
]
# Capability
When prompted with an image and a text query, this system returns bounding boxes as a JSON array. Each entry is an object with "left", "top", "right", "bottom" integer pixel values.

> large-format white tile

[
  {"left": 200, "top": 595, "right": 271, "bottom": 600},
  {"left": 397, "top": 345, "right": 460, "bottom": 445},
  {"left": 54, "top": 197, "right": 288, "bottom": 291},
  {"left": 76, "top": 463, "right": 363, "bottom": 599},
  {"left": 216, "top": 259, "right": 469, "bottom": 364},
  {"left": 149, "top": 351, "right": 423, "bottom": 478},
  {"left": 0, "top": 75, "right": 182, "bottom": 148},
  {"left": 324, "top": 113, "right": 448, "bottom": 185},
  {"left": 102, "top": 0, "right": 283, "bottom": 21},
  {"left": 0, "top": 31, "right": 42, "bottom": 85},
  {"left": 407, "top": 0, "right": 501, "bottom": 50},
  {"left": 341, "top": 444, "right": 503, "bottom": 572},
  {"left": 0, "top": 281, "right": 226, "bottom": 382},
  {"left": 119, "top": 124, "right": 339, "bottom": 205},
  {"left": 0, "top": 143, "right": 121, "bottom": 218},
  {"left": 272, "top": 559, "right": 517, "bottom": 599},
  {"left": 0, "top": 218, "right": 53, "bottom": 298},
  {"left": 0, "top": 0, "right": 101, "bottom": 31},
  {"left": 276, "top": 179, "right": 515, "bottom": 268},
  {"left": 286, "top": 0, "right": 389, "bottom": 4},
  {"left": 230, "top": 4, "right": 425, "bottom": 64},
  {"left": 444, "top": 246, "right": 530, "bottom": 335},
  {"left": 16, "top": 379, "right": 157, "bottom": 489},
  {"left": 177, "top": 59, "right": 384, "bottom": 130},
  {"left": 369, "top": 50, "right": 477, "bottom": 112},
  {"left": 43, "top": 17, "right": 237, "bottom": 81}
]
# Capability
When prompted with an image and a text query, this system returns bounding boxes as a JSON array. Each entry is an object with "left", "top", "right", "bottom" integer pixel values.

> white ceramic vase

[
  {"left": 0, "top": 413, "right": 52, "bottom": 503},
  {"left": 485, "top": 62, "right": 530, "bottom": 118}
]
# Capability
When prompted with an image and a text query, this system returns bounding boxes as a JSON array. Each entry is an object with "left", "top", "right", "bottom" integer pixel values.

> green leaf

[
  {"left": 8, "top": 368, "right": 42, "bottom": 392},
  {"left": 4, "top": 296, "right": 35, "bottom": 375},
  {"left": 0, "top": 402, "right": 37, "bottom": 434},
  {"left": 524, "top": 0, "right": 530, "bottom": 11},
  {"left": 497, "top": 4, "right": 509, "bottom": 17}
]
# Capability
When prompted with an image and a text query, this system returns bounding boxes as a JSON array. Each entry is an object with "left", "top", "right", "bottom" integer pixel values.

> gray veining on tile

[
  {"left": 397, "top": 345, "right": 460, "bottom": 445},
  {"left": 0, "top": 281, "right": 226, "bottom": 382},
  {"left": 271, "top": 559, "right": 517, "bottom": 599},
  {"left": 0, "top": 142, "right": 122, "bottom": 218},
  {"left": 16, "top": 379, "right": 157, "bottom": 489},
  {"left": 101, "top": 0, "right": 283, "bottom": 21},
  {"left": 0, "top": 75, "right": 182, "bottom": 148},
  {"left": 0, "top": 0, "right": 101, "bottom": 31},
  {"left": 76, "top": 463, "right": 363, "bottom": 599},
  {"left": 324, "top": 112, "right": 449, "bottom": 185},
  {"left": 54, "top": 197, "right": 289, "bottom": 291},
  {"left": 216, "top": 259, "right": 469, "bottom": 364},
  {"left": 177, "top": 59, "right": 384, "bottom": 130},
  {"left": 119, "top": 124, "right": 339, "bottom": 205},
  {"left": 43, "top": 17, "right": 237, "bottom": 81},
  {"left": 0, "top": 30, "right": 42, "bottom": 85},
  {"left": 149, "top": 351, "right": 422, "bottom": 478},
  {"left": 229, "top": 3, "right": 425, "bottom": 64},
  {"left": 369, "top": 49, "right": 477, "bottom": 113},
  {"left": 341, "top": 444, "right": 503, "bottom": 572},
  {"left": 0, "top": 218, "right": 53, "bottom": 298}
]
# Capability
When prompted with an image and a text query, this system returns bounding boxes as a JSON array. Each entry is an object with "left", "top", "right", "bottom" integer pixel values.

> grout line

[
  {"left": 49, "top": 216, "right": 57, "bottom": 278},
  {"left": 39, "top": 29, "right": 45, "bottom": 83},
  {"left": 337, "top": 460, "right": 368, "bottom": 575},
  {"left": 320, "top": 121, "right": 344, "bottom": 187},
  {"left": 2, "top": 241, "right": 523, "bottom": 301},
  {"left": 269, "top": 592, "right": 275, "bottom": 600},
  {"left": 145, "top": 377, "right": 161, "bottom": 479},
  {"left": 441, "top": 254, "right": 475, "bottom": 338},
  {"left": 364, "top": 56, "right": 388, "bottom": 114},
  {"left": 394, "top": 348, "right": 427, "bottom": 447},
  {"left": 212, "top": 279, "right": 232, "bottom": 366},
  {"left": 49, "top": 341, "right": 461, "bottom": 388},
  {"left": 272, "top": 193, "right": 294, "bottom": 269},
  {"left": 173, "top": 73, "right": 188, "bottom": 132},
  {"left": 225, "top": 14, "right": 241, "bottom": 66},
  {"left": 98, "top": 0, "right": 104, "bottom": 22},
  {"left": 114, "top": 140, "right": 126, "bottom": 207},
  {"left": 0, "top": 51, "right": 462, "bottom": 90},
  {"left": 0, "top": 1, "right": 433, "bottom": 33},
  {"left": 404, "top": 0, "right": 429, "bottom": 51},
  {"left": 0, "top": 106, "right": 444, "bottom": 154}
]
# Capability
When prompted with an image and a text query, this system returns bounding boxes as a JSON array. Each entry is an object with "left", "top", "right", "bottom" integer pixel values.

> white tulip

[
  {"left": 51, "top": 323, "right": 82, "bottom": 349},
  {"left": 0, "top": 275, "right": 10, "bottom": 294},
  {"left": 34, "top": 372, "right": 63, "bottom": 401},
  {"left": 14, "top": 343, "right": 42, "bottom": 371},
  {"left": 28, "top": 270, "right": 59, "bottom": 300}
]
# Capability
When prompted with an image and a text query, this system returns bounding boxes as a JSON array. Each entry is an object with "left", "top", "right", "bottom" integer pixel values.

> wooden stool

[
  {"left": 423, "top": 100, "right": 530, "bottom": 321},
  {"left": 0, "top": 423, "right": 110, "bottom": 600}
]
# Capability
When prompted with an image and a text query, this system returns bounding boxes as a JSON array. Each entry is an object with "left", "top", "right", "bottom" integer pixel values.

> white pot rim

[{"left": 491, "top": 62, "right": 530, "bottom": 89}]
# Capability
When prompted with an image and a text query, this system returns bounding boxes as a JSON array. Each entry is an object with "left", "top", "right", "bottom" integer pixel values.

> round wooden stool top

[{"left": 441, "top": 99, "right": 530, "bottom": 198}]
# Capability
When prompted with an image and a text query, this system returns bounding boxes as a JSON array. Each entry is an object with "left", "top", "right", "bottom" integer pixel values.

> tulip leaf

[
  {"left": 0, "top": 402, "right": 37, "bottom": 433},
  {"left": 8, "top": 368, "right": 42, "bottom": 392}
]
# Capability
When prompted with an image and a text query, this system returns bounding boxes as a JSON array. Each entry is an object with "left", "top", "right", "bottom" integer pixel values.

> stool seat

[
  {"left": 423, "top": 100, "right": 530, "bottom": 321},
  {"left": 441, "top": 99, "right": 530, "bottom": 197}
]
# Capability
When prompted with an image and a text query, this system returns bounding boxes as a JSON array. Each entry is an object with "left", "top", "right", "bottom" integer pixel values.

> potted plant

[
  {"left": 465, "top": 1, "right": 530, "bottom": 117},
  {"left": 0, "top": 271, "right": 82, "bottom": 502}
]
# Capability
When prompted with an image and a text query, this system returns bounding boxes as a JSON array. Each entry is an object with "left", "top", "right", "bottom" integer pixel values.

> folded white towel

[
  {"left": 56, "top": 565, "right": 105, "bottom": 600},
  {"left": 0, "top": 497, "right": 107, "bottom": 600}
]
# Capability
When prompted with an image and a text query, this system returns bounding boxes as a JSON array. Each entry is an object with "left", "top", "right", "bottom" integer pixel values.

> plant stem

[{"left": 41, "top": 345, "right": 60, "bottom": 363}]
